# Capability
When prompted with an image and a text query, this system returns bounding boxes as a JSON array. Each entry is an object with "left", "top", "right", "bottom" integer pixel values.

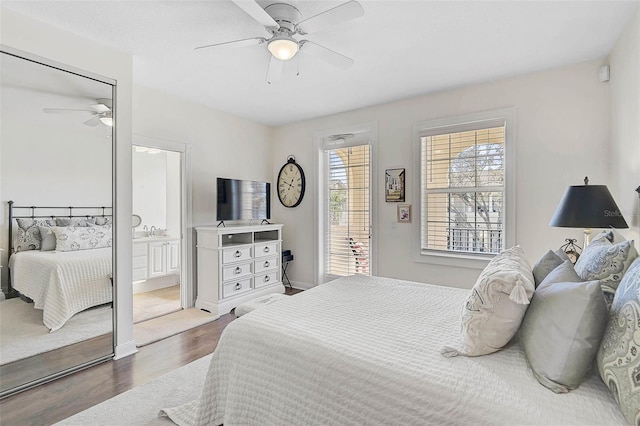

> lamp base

[{"left": 583, "top": 228, "right": 592, "bottom": 248}]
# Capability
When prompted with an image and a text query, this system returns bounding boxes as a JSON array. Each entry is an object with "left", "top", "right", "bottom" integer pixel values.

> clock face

[{"left": 277, "top": 161, "right": 305, "bottom": 208}]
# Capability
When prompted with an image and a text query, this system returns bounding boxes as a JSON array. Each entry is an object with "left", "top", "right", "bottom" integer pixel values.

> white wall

[
  {"left": 1, "top": 7, "right": 135, "bottom": 358},
  {"left": 609, "top": 7, "right": 640, "bottom": 244},
  {"left": 133, "top": 149, "right": 167, "bottom": 230},
  {"left": 272, "top": 60, "right": 610, "bottom": 289},
  {"left": 133, "top": 84, "right": 273, "bottom": 224}
]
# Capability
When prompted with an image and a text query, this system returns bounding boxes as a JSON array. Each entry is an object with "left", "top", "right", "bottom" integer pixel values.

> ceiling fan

[
  {"left": 42, "top": 98, "right": 113, "bottom": 127},
  {"left": 196, "top": 0, "right": 364, "bottom": 83}
]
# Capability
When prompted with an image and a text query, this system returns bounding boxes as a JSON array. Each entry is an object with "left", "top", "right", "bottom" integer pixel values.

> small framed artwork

[
  {"left": 385, "top": 168, "right": 405, "bottom": 202},
  {"left": 397, "top": 204, "right": 412, "bottom": 223}
]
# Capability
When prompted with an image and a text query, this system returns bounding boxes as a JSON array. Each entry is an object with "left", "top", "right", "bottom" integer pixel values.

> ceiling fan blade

[
  {"left": 232, "top": 0, "right": 279, "bottom": 30},
  {"left": 42, "top": 108, "right": 95, "bottom": 114},
  {"left": 83, "top": 116, "right": 101, "bottom": 127},
  {"left": 90, "top": 103, "right": 111, "bottom": 113},
  {"left": 299, "top": 40, "right": 353, "bottom": 69},
  {"left": 195, "top": 37, "right": 266, "bottom": 51},
  {"left": 296, "top": 0, "right": 364, "bottom": 35},
  {"left": 266, "top": 55, "right": 284, "bottom": 84}
]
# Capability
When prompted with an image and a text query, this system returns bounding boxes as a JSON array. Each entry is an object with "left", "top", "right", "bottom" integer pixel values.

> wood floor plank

[{"left": 0, "top": 288, "right": 301, "bottom": 426}]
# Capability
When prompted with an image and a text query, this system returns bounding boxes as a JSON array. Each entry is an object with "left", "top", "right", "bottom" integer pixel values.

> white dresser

[{"left": 195, "top": 224, "right": 284, "bottom": 317}]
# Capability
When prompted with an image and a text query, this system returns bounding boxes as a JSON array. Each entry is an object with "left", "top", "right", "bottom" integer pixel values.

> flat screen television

[{"left": 216, "top": 177, "right": 271, "bottom": 221}]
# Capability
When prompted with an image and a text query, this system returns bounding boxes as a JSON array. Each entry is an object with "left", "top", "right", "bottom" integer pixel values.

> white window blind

[
  {"left": 420, "top": 124, "right": 506, "bottom": 255},
  {"left": 325, "top": 144, "right": 371, "bottom": 277}
]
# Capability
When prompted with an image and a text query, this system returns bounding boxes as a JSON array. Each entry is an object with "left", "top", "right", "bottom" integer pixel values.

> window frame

[{"left": 413, "top": 108, "right": 516, "bottom": 269}]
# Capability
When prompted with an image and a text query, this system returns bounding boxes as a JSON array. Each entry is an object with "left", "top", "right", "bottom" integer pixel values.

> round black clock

[{"left": 277, "top": 156, "right": 306, "bottom": 208}]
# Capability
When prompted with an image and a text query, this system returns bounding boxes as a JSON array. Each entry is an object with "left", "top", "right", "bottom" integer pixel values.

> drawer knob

[
  {"left": 235, "top": 283, "right": 242, "bottom": 290},
  {"left": 234, "top": 250, "right": 241, "bottom": 258},
  {"left": 264, "top": 275, "right": 270, "bottom": 283},
  {"left": 234, "top": 266, "right": 242, "bottom": 274},
  {"left": 264, "top": 247, "right": 270, "bottom": 253},
  {"left": 264, "top": 261, "right": 270, "bottom": 268}
]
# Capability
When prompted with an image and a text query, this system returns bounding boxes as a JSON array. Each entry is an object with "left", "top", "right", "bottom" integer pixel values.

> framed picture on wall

[
  {"left": 397, "top": 204, "right": 412, "bottom": 223},
  {"left": 385, "top": 168, "right": 405, "bottom": 202}
]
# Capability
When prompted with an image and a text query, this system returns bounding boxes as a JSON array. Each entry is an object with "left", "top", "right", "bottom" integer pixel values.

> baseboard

[
  {"left": 114, "top": 340, "right": 138, "bottom": 360},
  {"left": 133, "top": 275, "right": 179, "bottom": 294},
  {"left": 289, "top": 280, "right": 315, "bottom": 290}
]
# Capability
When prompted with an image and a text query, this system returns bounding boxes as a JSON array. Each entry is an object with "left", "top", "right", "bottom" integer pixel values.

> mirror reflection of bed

[{"left": 0, "top": 50, "right": 114, "bottom": 396}]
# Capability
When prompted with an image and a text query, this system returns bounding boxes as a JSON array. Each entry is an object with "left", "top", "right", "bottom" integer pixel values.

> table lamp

[{"left": 549, "top": 177, "right": 628, "bottom": 247}]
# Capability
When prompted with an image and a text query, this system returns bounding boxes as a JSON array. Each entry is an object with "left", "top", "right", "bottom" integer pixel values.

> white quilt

[
  {"left": 9, "top": 248, "right": 112, "bottom": 332},
  {"left": 162, "top": 275, "right": 625, "bottom": 425}
]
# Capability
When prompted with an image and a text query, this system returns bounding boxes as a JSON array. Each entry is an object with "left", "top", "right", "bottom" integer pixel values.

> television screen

[{"left": 216, "top": 178, "right": 271, "bottom": 221}]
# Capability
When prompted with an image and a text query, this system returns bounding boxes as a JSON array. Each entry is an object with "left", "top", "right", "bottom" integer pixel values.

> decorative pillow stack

[
  {"left": 50, "top": 225, "right": 112, "bottom": 251},
  {"left": 441, "top": 246, "right": 535, "bottom": 357},
  {"left": 14, "top": 218, "right": 56, "bottom": 251},
  {"left": 532, "top": 250, "right": 564, "bottom": 287},
  {"left": 55, "top": 217, "right": 96, "bottom": 227},
  {"left": 574, "top": 232, "right": 638, "bottom": 307},
  {"left": 520, "top": 260, "right": 608, "bottom": 393},
  {"left": 596, "top": 256, "right": 640, "bottom": 426}
]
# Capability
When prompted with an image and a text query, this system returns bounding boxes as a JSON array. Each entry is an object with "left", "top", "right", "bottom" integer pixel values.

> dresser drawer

[
  {"left": 133, "top": 243, "right": 147, "bottom": 257},
  {"left": 222, "top": 246, "right": 252, "bottom": 264},
  {"left": 254, "top": 242, "right": 278, "bottom": 258},
  {"left": 254, "top": 256, "right": 277, "bottom": 273},
  {"left": 222, "top": 261, "right": 252, "bottom": 281},
  {"left": 222, "top": 278, "right": 252, "bottom": 299},
  {"left": 254, "top": 271, "right": 278, "bottom": 289}
]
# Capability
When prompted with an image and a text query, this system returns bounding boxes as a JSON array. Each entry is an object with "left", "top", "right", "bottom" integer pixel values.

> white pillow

[
  {"left": 442, "top": 246, "right": 535, "bottom": 357},
  {"left": 51, "top": 225, "right": 112, "bottom": 251}
]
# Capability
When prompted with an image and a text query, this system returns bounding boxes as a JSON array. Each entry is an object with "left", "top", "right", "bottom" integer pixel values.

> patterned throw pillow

[
  {"left": 597, "top": 257, "right": 640, "bottom": 425},
  {"left": 93, "top": 216, "right": 112, "bottom": 226},
  {"left": 50, "top": 225, "right": 112, "bottom": 251},
  {"left": 14, "top": 218, "right": 56, "bottom": 251},
  {"left": 575, "top": 232, "right": 638, "bottom": 306},
  {"left": 55, "top": 217, "right": 96, "bottom": 227},
  {"left": 441, "top": 246, "right": 535, "bottom": 357}
]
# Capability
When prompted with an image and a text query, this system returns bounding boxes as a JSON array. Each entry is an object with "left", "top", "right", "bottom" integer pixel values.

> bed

[
  {"left": 6, "top": 202, "right": 113, "bottom": 332},
  {"left": 162, "top": 274, "right": 627, "bottom": 425}
]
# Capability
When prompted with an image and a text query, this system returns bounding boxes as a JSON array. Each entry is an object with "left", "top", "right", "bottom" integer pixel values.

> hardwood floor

[{"left": 0, "top": 288, "right": 301, "bottom": 426}]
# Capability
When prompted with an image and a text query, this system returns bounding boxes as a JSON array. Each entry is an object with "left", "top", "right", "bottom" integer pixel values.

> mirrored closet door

[{"left": 0, "top": 49, "right": 115, "bottom": 397}]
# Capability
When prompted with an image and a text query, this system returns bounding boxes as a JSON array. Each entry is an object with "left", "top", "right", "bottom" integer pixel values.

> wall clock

[{"left": 277, "top": 156, "right": 306, "bottom": 208}]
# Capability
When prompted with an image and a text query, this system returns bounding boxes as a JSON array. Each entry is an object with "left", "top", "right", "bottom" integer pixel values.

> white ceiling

[{"left": 3, "top": 1, "right": 638, "bottom": 126}]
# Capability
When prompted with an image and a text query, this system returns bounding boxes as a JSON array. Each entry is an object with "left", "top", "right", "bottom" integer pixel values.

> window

[{"left": 416, "top": 110, "right": 514, "bottom": 262}]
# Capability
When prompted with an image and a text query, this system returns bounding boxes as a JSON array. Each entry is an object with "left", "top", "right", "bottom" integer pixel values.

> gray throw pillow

[
  {"left": 532, "top": 250, "right": 564, "bottom": 287},
  {"left": 38, "top": 226, "right": 56, "bottom": 251},
  {"left": 597, "top": 257, "right": 640, "bottom": 425},
  {"left": 520, "top": 260, "right": 608, "bottom": 393}
]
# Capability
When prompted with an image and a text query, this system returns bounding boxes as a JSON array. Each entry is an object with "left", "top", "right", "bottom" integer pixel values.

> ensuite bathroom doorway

[{"left": 131, "top": 138, "right": 191, "bottom": 331}]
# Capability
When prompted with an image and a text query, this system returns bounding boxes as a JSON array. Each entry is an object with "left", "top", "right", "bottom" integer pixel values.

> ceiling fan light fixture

[
  {"left": 267, "top": 36, "right": 299, "bottom": 61},
  {"left": 99, "top": 116, "right": 113, "bottom": 126}
]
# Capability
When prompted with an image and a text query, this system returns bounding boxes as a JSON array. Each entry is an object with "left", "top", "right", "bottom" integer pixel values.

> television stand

[{"left": 195, "top": 224, "right": 285, "bottom": 317}]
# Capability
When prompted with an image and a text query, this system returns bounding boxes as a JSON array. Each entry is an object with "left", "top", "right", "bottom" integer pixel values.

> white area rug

[
  {"left": 133, "top": 286, "right": 181, "bottom": 324},
  {"left": 134, "top": 308, "right": 216, "bottom": 347},
  {"left": 0, "top": 298, "right": 112, "bottom": 365},
  {"left": 55, "top": 354, "right": 211, "bottom": 425}
]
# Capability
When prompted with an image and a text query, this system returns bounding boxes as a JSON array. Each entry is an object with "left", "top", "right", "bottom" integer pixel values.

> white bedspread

[
  {"left": 9, "top": 248, "right": 112, "bottom": 332},
  {"left": 162, "top": 275, "right": 625, "bottom": 425}
]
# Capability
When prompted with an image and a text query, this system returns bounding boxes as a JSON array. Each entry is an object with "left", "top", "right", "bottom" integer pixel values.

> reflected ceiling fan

[
  {"left": 196, "top": 0, "right": 364, "bottom": 83},
  {"left": 42, "top": 98, "right": 113, "bottom": 127}
]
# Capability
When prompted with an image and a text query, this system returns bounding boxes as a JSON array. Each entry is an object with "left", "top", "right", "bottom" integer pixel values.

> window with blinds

[
  {"left": 325, "top": 144, "right": 371, "bottom": 276},
  {"left": 420, "top": 124, "right": 506, "bottom": 255}
]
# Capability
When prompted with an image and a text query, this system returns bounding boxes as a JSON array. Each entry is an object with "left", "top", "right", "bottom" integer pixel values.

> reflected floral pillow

[
  {"left": 50, "top": 225, "right": 112, "bottom": 251},
  {"left": 14, "top": 218, "right": 56, "bottom": 251}
]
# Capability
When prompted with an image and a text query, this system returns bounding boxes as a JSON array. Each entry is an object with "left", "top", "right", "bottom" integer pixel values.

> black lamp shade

[{"left": 549, "top": 185, "right": 628, "bottom": 229}]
